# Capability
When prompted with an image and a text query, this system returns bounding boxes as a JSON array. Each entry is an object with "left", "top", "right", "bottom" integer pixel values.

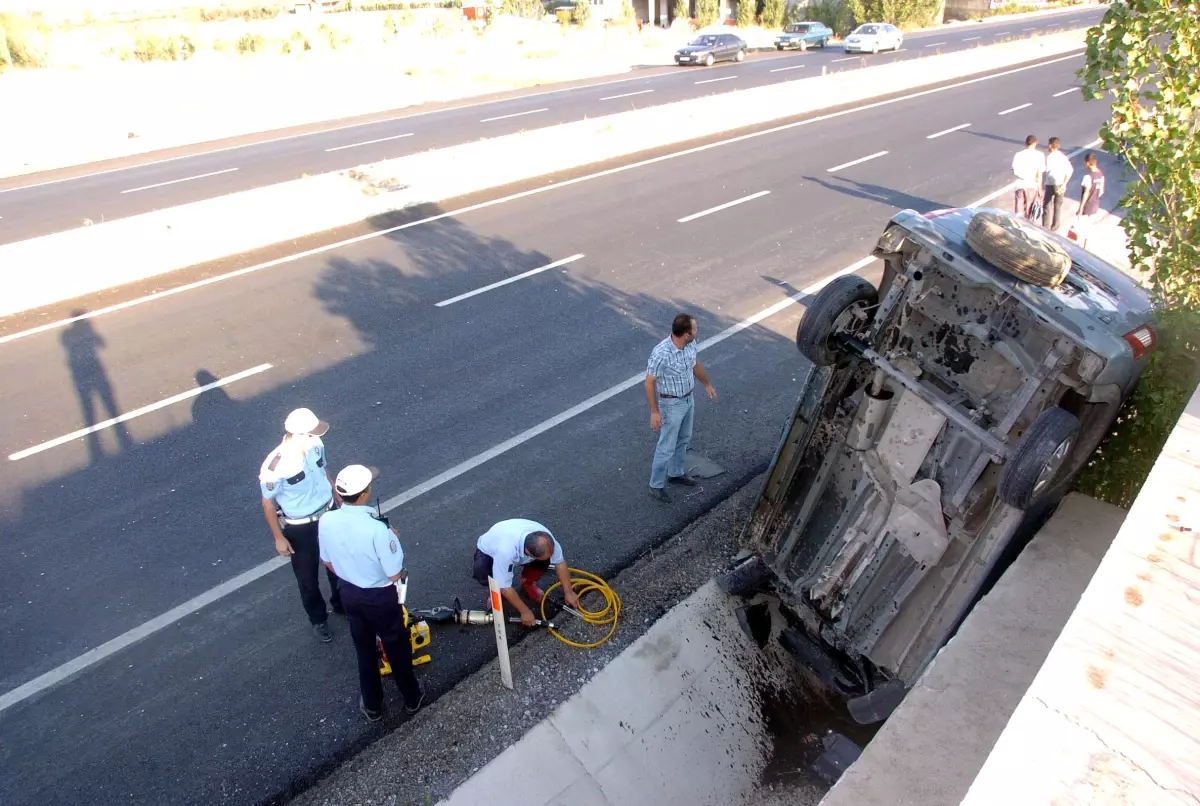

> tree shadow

[
  {"left": 802, "top": 174, "right": 951, "bottom": 213},
  {"left": 59, "top": 311, "right": 134, "bottom": 465}
]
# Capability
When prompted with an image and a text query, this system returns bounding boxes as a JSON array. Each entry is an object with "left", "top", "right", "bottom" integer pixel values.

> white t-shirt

[
  {"left": 1045, "top": 150, "right": 1074, "bottom": 187},
  {"left": 476, "top": 519, "right": 564, "bottom": 589},
  {"left": 1012, "top": 148, "right": 1046, "bottom": 189}
]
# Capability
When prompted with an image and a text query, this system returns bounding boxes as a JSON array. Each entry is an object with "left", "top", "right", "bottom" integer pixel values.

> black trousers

[
  {"left": 472, "top": 549, "right": 549, "bottom": 587},
  {"left": 1042, "top": 185, "right": 1065, "bottom": 231},
  {"left": 340, "top": 581, "right": 422, "bottom": 711},
  {"left": 282, "top": 519, "right": 342, "bottom": 625}
]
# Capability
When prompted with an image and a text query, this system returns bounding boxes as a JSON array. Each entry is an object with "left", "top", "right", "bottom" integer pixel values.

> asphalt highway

[
  {"left": 0, "top": 5, "right": 1104, "bottom": 245},
  {"left": 0, "top": 51, "right": 1109, "bottom": 806}
]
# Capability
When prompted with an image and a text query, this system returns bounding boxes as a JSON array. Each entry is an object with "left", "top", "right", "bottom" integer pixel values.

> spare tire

[{"left": 965, "top": 210, "right": 1072, "bottom": 288}]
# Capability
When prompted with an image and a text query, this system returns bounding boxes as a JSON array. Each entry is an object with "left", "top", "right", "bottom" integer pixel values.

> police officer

[
  {"left": 319, "top": 464, "right": 424, "bottom": 723},
  {"left": 473, "top": 518, "right": 580, "bottom": 627},
  {"left": 259, "top": 407, "right": 343, "bottom": 643}
]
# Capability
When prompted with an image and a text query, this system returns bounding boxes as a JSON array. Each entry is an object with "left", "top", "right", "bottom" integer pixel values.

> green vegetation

[
  {"left": 673, "top": 0, "right": 690, "bottom": 22},
  {"left": 796, "top": 0, "right": 852, "bottom": 35},
  {"left": 847, "top": 0, "right": 939, "bottom": 29},
  {"left": 735, "top": 0, "right": 754, "bottom": 27},
  {"left": 693, "top": 0, "right": 718, "bottom": 27},
  {"left": 1072, "top": 0, "right": 1200, "bottom": 508},
  {"left": 501, "top": 0, "right": 546, "bottom": 18},
  {"left": 573, "top": 0, "right": 592, "bottom": 25},
  {"left": 760, "top": 0, "right": 785, "bottom": 28},
  {"left": 0, "top": 11, "right": 48, "bottom": 68}
]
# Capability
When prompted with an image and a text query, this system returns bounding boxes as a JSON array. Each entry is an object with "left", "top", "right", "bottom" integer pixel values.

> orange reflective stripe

[{"left": 491, "top": 590, "right": 502, "bottom": 611}]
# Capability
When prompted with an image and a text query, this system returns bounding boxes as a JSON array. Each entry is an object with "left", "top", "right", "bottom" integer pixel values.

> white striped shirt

[{"left": 646, "top": 337, "right": 697, "bottom": 398}]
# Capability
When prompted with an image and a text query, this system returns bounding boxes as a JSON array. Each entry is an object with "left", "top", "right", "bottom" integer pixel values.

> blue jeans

[{"left": 650, "top": 395, "right": 694, "bottom": 489}]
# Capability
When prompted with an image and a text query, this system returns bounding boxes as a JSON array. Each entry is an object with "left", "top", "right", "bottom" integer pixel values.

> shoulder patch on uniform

[
  {"left": 267, "top": 453, "right": 281, "bottom": 471},
  {"left": 265, "top": 481, "right": 276, "bottom": 492},
  {"left": 315, "top": 446, "right": 322, "bottom": 457},
  {"left": 389, "top": 539, "right": 398, "bottom": 554}
]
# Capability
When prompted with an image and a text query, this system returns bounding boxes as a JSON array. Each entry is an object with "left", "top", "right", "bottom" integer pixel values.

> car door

[{"left": 721, "top": 34, "right": 737, "bottom": 59}]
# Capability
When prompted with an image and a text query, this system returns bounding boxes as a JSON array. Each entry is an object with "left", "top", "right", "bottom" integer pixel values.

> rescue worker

[
  {"left": 473, "top": 518, "right": 580, "bottom": 627},
  {"left": 319, "top": 464, "right": 424, "bottom": 723},
  {"left": 259, "top": 407, "right": 343, "bottom": 643}
]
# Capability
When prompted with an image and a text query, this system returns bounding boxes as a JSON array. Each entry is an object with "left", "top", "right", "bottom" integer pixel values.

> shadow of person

[
  {"left": 190, "top": 369, "right": 235, "bottom": 425},
  {"left": 60, "top": 311, "right": 134, "bottom": 463}
]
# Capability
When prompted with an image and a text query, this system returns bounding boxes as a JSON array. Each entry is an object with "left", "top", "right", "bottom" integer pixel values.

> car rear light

[{"left": 1123, "top": 325, "right": 1157, "bottom": 360}]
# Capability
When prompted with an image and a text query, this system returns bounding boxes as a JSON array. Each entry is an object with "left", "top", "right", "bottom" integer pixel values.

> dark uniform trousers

[
  {"left": 283, "top": 519, "right": 342, "bottom": 624},
  {"left": 341, "top": 580, "right": 422, "bottom": 711}
]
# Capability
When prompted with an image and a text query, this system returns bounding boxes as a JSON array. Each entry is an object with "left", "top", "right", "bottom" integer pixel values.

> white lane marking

[
  {"left": 324, "top": 133, "right": 415, "bottom": 152},
  {"left": 927, "top": 123, "right": 971, "bottom": 139},
  {"left": 998, "top": 102, "right": 1033, "bottom": 115},
  {"left": 7, "top": 363, "right": 272, "bottom": 461},
  {"left": 994, "top": 30, "right": 1013, "bottom": 36},
  {"left": 827, "top": 150, "right": 888, "bottom": 172},
  {"left": 832, "top": 56, "right": 858, "bottom": 62},
  {"left": 695, "top": 76, "right": 737, "bottom": 85},
  {"left": 480, "top": 108, "right": 549, "bottom": 123},
  {"left": 677, "top": 190, "right": 771, "bottom": 223},
  {"left": 600, "top": 89, "right": 655, "bottom": 100},
  {"left": 0, "top": 75, "right": 668, "bottom": 196},
  {"left": 3, "top": 137, "right": 1114, "bottom": 705},
  {"left": 1053, "top": 87, "right": 1077, "bottom": 97},
  {"left": 1022, "top": 27, "right": 1036, "bottom": 31},
  {"left": 924, "top": 42, "right": 948, "bottom": 48},
  {"left": 963, "top": 36, "right": 981, "bottom": 41},
  {"left": 434, "top": 254, "right": 585, "bottom": 307},
  {"left": 769, "top": 64, "right": 806, "bottom": 73},
  {"left": 0, "top": 51, "right": 1086, "bottom": 348},
  {"left": 0, "top": 251, "right": 873, "bottom": 713},
  {"left": 119, "top": 168, "right": 238, "bottom": 194}
]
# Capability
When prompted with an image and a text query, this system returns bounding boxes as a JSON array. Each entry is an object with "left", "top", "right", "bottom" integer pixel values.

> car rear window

[{"left": 787, "top": 24, "right": 809, "bottom": 32}]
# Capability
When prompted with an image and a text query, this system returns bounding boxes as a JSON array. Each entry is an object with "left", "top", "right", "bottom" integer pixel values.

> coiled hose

[{"left": 541, "top": 568, "right": 621, "bottom": 649}]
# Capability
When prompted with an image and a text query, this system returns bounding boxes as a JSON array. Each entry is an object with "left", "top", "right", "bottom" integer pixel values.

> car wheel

[
  {"left": 735, "top": 49, "right": 745, "bottom": 62},
  {"left": 998, "top": 408, "right": 1081, "bottom": 510},
  {"left": 799, "top": 39, "right": 808, "bottom": 51},
  {"left": 872, "top": 43, "right": 879, "bottom": 54},
  {"left": 821, "top": 38, "right": 829, "bottom": 47},
  {"left": 795, "top": 275, "right": 879, "bottom": 366},
  {"left": 965, "top": 210, "right": 1072, "bottom": 287},
  {"left": 776, "top": 44, "right": 784, "bottom": 50},
  {"left": 704, "top": 53, "right": 714, "bottom": 66}
]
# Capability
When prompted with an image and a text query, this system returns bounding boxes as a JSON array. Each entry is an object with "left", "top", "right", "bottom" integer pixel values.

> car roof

[{"left": 888, "top": 207, "right": 1154, "bottom": 357}]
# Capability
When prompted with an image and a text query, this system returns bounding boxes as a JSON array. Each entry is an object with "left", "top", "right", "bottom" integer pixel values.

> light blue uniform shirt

[
  {"left": 318, "top": 505, "right": 404, "bottom": 589},
  {"left": 259, "top": 434, "right": 333, "bottom": 519},
  {"left": 476, "top": 518, "right": 564, "bottom": 589}
]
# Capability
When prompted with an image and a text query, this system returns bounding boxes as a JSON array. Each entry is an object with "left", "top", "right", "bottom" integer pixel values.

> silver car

[
  {"left": 723, "top": 207, "right": 1155, "bottom": 724},
  {"left": 843, "top": 23, "right": 903, "bottom": 54}
]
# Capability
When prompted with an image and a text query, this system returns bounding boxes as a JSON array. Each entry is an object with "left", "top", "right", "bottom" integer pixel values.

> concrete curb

[{"left": 0, "top": 30, "right": 1086, "bottom": 319}]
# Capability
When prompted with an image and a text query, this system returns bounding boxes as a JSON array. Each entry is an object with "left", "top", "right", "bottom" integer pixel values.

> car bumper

[{"left": 676, "top": 54, "right": 704, "bottom": 63}]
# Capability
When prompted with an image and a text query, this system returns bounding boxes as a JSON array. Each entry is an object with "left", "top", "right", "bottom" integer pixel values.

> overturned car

[{"left": 725, "top": 207, "right": 1155, "bottom": 723}]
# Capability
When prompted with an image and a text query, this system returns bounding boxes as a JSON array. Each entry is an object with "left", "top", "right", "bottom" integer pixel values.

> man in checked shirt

[{"left": 644, "top": 313, "right": 717, "bottom": 503}]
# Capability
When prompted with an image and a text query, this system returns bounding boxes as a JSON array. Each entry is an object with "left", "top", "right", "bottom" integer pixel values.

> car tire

[
  {"left": 776, "top": 43, "right": 784, "bottom": 50},
  {"left": 795, "top": 275, "right": 878, "bottom": 366},
  {"left": 704, "top": 53, "right": 714, "bottom": 66},
  {"left": 965, "top": 210, "right": 1072, "bottom": 287},
  {"left": 998, "top": 407, "right": 1081, "bottom": 510},
  {"left": 799, "top": 39, "right": 808, "bottom": 51},
  {"left": 821, "top": 38, "right": 829, "bottom": 47},
  {"left": 736, "top": 49, "right": 745, "bottom": 61}
]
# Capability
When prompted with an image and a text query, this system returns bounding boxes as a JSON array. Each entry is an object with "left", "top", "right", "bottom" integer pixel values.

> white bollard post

[{"left": 488, "top": 576, "right": 514, "bottom": 690}]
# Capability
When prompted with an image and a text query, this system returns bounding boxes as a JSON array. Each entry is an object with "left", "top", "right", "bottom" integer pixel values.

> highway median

[{"left": 0, "top": 29, "right": 1087, "bottom": 320}]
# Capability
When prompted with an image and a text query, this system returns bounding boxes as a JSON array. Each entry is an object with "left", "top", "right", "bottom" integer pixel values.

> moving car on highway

[
  {"left": 723, "top": 206, "right": 1155, "bottom": 726},
  {"left": 843, "top": 23, "right": 903, "bottom": 54},
  {"left": 675, "top": 33, "right": 748, "bottom": 66},
  {"left": 775, "top": 21, "right": 833, "bottom": 51}
]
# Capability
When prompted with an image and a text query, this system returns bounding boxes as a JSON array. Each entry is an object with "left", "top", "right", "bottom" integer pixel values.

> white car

[{"left": 843, "top": 23, "right": 903, "bottom": 54}]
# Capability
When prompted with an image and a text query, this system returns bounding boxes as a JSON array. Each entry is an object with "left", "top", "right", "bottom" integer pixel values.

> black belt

[{"left": 659, "top": 391, "right": 692, "bottom": 399}]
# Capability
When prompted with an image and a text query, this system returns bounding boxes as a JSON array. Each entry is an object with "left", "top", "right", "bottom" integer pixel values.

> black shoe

[
  {"left": 360, "top": 696, "right": 383, "bottom": 723},
  {"left": 313, "top": 622, "right": 333, "bottom": 643},
  {"left": 668, "top": 475, "right": 698, "bottom": 486},
  {"left": 405, "top": 682, "right": 426, "bottom": 715},
  {"left": 648, "top": 487, "right": 671, "bottom": 503}
]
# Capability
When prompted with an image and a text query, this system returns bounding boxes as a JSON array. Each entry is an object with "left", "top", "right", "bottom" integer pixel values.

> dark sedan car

[{"left": 675, "top": 33, "right": 748, "bottom": 66}]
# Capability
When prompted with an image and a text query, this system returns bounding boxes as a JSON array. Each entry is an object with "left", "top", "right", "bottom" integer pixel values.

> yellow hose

[{"left": 541, "top": 568, "right": 621, "bottom": 649}]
